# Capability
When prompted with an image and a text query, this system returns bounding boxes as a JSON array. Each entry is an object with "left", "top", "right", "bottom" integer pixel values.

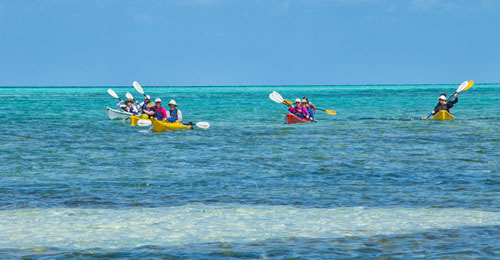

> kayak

[
  {"left": 151, "top": 118, "right": 193, "bottom": 132},
  {"left": 432, "top": 110, "right": 456, "bottom": 120},
  {"left": 129, "top": 115, "right": 152, "bottom": 126},
  {"left": 285, "top": 114, "right": 312, "bottom": 124},
  {"left": 107, "top": 106, "right": 132, "bottom": 120}
]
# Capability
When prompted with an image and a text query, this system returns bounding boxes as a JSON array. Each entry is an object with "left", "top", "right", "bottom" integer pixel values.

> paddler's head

[
  {"left": 438, "top": 94, "right": 447, "bottom": 105},
  {"left": 125, "top": 98, "right": 134, "bottom": 106},
  {"left": 155, "top": 98, "right": 162, "bottom": 107},
  {"left": 301, "top": 99, "right": 308, "bottom": 107},
  {"left": 144, "top": 95, "right": 151, "bottom": 104},
  {"left": 168, "top": 99, "right": 178, "bottom": 110},
  {"left": 295, "top": 98, "right": 301, "bottom": 106}
]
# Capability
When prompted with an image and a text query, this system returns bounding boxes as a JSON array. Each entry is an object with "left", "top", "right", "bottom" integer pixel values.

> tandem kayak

[
  {"left": 285, "top": 114, "right": 312, "bottom": 124},
  {"left": 151, "top": 118, "right": 193, "bottom": 132},
  {"left": 432, "top": 110, "right": 456, "bottom": 120},
  {"left": 107, "top": 106, "right": 132, "bottom": 120}
]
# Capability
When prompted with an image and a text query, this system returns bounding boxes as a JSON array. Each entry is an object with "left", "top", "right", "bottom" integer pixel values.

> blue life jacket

[
  {"left": 167, "top": 109, "right": 178, "bottom": 122},
  {"left": 154, "top": 107, "right": 165, "bottom": 120},
  {"left": 307, "top": 108, "right": 314, "bottom": 119}
]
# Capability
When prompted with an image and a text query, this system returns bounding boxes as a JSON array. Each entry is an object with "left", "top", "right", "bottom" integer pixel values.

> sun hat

[
  {"left": 145, "top": 95, "right": 151, "bottom": 100},
  {"left": 301, "top": 99, "right": 308, "bottom": 103},
  {"left": 125, "top": 98, "right": 134, "bottom": 103},
  {"left": 295, "top": 98, "right": 301, "bottom": 103},
  {"left": 438, "top": 95, "right": 447, "bottom": 101},
  {"left": 155, "top": 98, "right": 162, "bottom": 103},
  {"left": 168, "top": 99, "right": 178, "bottom": 106}
]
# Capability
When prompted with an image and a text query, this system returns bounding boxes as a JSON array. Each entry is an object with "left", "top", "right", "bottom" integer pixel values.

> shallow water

[{"left": 0, "top": 84, "right": 499, "bottom": 259}]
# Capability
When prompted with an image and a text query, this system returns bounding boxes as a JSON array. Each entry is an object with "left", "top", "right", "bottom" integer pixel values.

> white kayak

[{"left": 106, "top": 106, "right": 132, "bottom": 120}]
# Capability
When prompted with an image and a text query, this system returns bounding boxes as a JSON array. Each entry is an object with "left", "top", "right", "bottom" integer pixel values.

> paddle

[
  {"left": 107, "top": 89, "right": 123, "bottom": 102},
  {"left": 195, "top": 122, "right": 210, "bottom": 129},
  {"left": 423, "top": 80, "right": 472, "bottom": 120},
  {"left": 280, "top": 97, "right": 336, "bottom": 115},
  {"left": 137, "top": 119, "right": 152, "bottom": 126},
  {"left": 133, "top": 81, "right": 149, "bottom": 98},
  {"left": 269, "top": 91, "right": 288, "bottom": 106}
]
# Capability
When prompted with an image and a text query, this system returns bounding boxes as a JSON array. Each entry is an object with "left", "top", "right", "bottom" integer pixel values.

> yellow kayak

[
  {"left": 432, "top": 110, "right": 456, "bottom": 120},
  {"left": 151, "top": 118, "right": 193, "bottom": 132},
  {"left": 129, "top": 115, "right": 151, "bottom": 126}
]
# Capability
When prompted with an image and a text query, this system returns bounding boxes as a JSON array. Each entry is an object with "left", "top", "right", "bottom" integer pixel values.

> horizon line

[{"left": 0, "top": 82, "right": 495, "bottom": 88}]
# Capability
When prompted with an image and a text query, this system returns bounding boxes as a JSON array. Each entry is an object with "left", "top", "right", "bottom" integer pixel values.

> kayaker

[
  {"left": 288, "top": 98, "right": 311, "bottom": 120},
  {"left": 303, "top": 97, "right": 316, "bottom": 120},
  {"left": 300, "top": 99, "right": 314, "bottom": 121},
  {"left": 431, "top": 93, "right": 458, "bottom": 116},
  {"left": 117, "top": 98, "right": 139, "bottom": 114},
  {"left": 144, "top": 98, "right": 167, "bottom": 120},
  {"left": 166, "top": 99, "right": 183, "bottom": 123},
  {"left": 137, "top": 95, "right": 151, "bottom": 112}
]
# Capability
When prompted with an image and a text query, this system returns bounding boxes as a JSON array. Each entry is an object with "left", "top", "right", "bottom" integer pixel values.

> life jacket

[
  {"left": 153, "top": 106, "right": 165, "bottom": 120},
  {"left": 125, "top": 105, "right": 137, "bottom": 114},
  {"left": 167, "top": 109, "right": 178, "bottom": 122}
]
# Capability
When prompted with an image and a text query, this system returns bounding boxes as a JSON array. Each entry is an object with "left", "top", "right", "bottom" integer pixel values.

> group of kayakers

[
  {"left": 117, "top": 96, "right": 183, "bottom": 123},
  {"left": 287, "top": 97, "right": 317, "bottom": 121}
]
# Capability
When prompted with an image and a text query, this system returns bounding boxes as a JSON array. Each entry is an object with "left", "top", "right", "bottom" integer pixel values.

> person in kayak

[
  {"left": 117, "top": 98, "right": 139, "bottom": 114},
  {"left": 137, "top": 95, "right": 152, "bottom": 119},
  {"left": 288, "top": 98, "right": 311, "bottom": 120},
  {"left": 144, "top": 98, "right": 167, "bottom": 120},
  {"left": 137, "top": 95, "right": 151, "bottom": 112},
  {"left": 166, "top": 99, "right": 183, "bottom": 123},
  {"left": 431, "top": 93, "right": 458, "bottom": 116},
  {"left": 303, "top": 97, "right": 316, "bottom": 120}
]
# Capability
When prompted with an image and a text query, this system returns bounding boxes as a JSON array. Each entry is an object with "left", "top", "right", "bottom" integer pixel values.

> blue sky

[{"left": 0, "top": 0, "right": 499, "bottom": 86}]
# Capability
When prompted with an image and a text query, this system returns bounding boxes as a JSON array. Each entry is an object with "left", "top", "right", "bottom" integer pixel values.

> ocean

[{"left": 0, "top": 84, "right": 499, "bottom": 259}]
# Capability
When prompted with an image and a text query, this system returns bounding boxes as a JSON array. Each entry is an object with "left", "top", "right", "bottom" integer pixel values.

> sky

[{"left": 0, "top": 0, "right": 499, "bottom": 86}]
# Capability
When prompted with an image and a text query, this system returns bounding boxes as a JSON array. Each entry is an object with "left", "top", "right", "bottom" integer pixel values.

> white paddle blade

[
  {"left": 195, "top": 122, "right": 210, "bottom": 129},
  {"left": 137, "top": 119, "right": 152, "bottom": 126},
  {"left": 126, "top": 92, "right": 134, "bottom": 100},
  {"left": 107, "top": 89, "right": 119, "bottom": 99},
  {"left": 456, "top": 81, "right": 469, "bottom": 93},
  {"left": 133, "top": 81, "right": 144, "bottom": 95},
  {"left": 269, "top": 93, "right": 282, "bottom": 104},
  {"left": 272, "top": 91, "right": 285, "bottom": 103}
]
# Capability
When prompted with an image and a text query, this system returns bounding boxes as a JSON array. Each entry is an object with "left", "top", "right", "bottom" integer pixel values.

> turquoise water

[{"left": 0, "top": 84, "right": 499, "bottom": 259}]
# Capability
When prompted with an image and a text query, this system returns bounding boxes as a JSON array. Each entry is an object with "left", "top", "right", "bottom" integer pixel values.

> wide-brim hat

[
  {"left": 125, "top": 98, "right": 134, "bottom": 103},
  {"left": 155, "top": 98, "right": 162, "bottom": 103},
  {"left": 168, "top": 99, "right": 178, "bottom": 106}
]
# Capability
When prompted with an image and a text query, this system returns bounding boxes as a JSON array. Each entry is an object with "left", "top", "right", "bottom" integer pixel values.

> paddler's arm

[
  {"left": 430, "top": 103, "right": 440, "bottom": 115},
  {"left": 177, "top": 110, "right": 183, "bottom": 123},
  {"left": 449, "top": 94, "right": 458, "bottom": 104}
]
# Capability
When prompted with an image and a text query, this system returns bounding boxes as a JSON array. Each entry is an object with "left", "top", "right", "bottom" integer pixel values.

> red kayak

[{"left": 285, "top": 114, "right": 312, "bottom": 124}]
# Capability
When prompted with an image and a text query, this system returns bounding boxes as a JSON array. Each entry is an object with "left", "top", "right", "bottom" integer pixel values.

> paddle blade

[
  {"left": 283, "top": 99, "right": 293, "bottom": 105},
  {"left": 126, "top": 92, "right": 134, "bottom": 100},
  {"left": 196, "top": 122, "right": 210, "bottom": 129},
  {"left": 137, "top": 119, "right": 152, "bottom": 126},
  {"left": 325, "top": 109, "right": 336, "bottom": 115},
  {"left": 273, "top": 91, "right": 285, "bottom": 103},
  {"left": 133, "top": 81, "right": 145, "bottom": 95},
  {"left": 269, "top": 92, "right": 284, "bottom": 104},
  {"left": 462, "top": 80, "right": 474, "bottom": 92},
  {"left": 455, "top": 81, "right": 469, "bottom": 93},
  {"left": 107, "top": 89, "right": 119, "bottom": 99}
]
